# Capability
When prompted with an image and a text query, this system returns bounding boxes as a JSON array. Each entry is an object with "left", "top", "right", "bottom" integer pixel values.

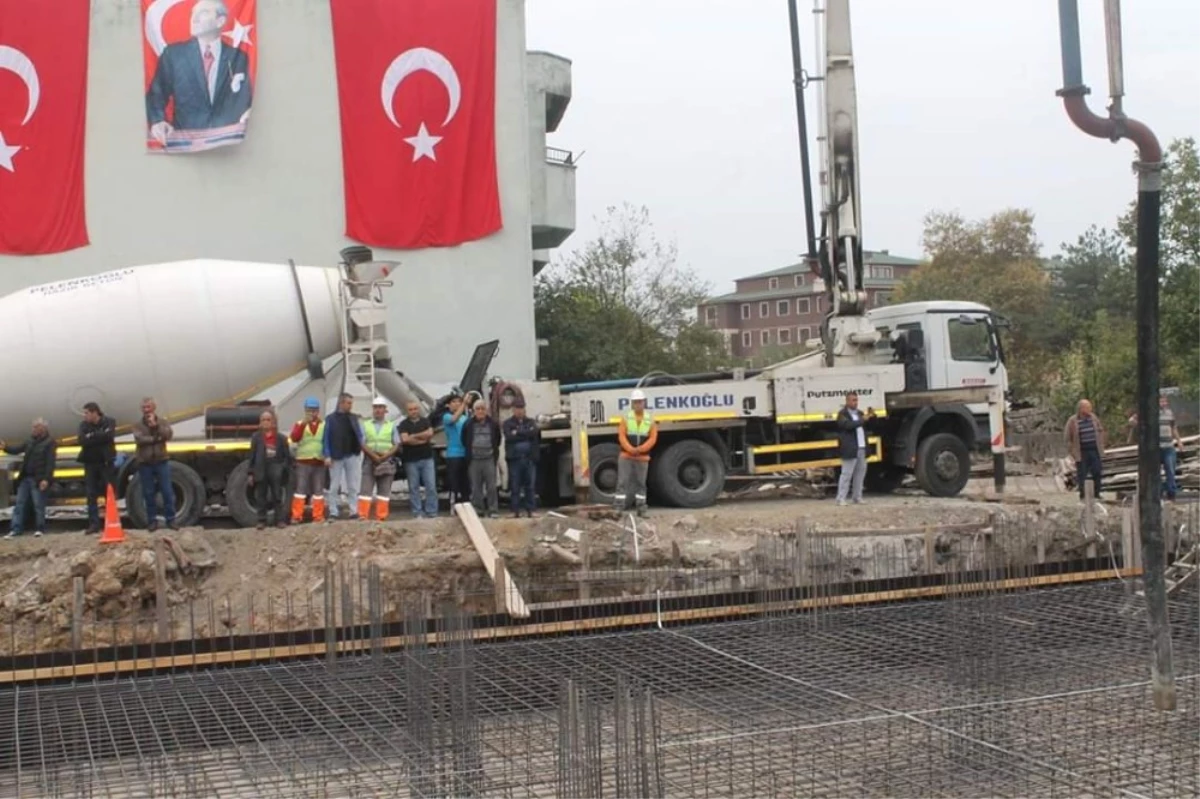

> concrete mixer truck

[{"left": 0, "top": 246, "right": 485, "bottom": 529}]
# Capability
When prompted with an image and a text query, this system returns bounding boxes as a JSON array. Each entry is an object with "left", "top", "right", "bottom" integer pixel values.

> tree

[
  {"left": 1116, "top": 137, "right": 1199, "bottom": 396},
  {"left": 894, "top": 209, "right": 1055, "bottom": 397},
  {"left": 534, "top": 205, "right": 727, "bottom": 382}
]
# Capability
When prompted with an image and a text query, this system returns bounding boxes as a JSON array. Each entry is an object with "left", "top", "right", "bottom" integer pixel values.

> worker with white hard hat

[
  {"left": 288, "top": 397, "right": 327, "bottom": 523},
  {"left": 616, "top": 388, "right": 658, "bottom": 516},
  {"left": 359, "top": 397, "right": 400, "bottom": 521}
]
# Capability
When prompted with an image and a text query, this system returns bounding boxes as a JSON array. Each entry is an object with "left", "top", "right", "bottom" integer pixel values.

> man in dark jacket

[
  {"left": 247, "top": 410, "right": 293, "bottom": 528},
  {"left": 132, "top": 397, "right": 176, "bottom": 531},
  {"left": 835, "top": 392, "right": 874, "bottom": 506},
  {"left": 78, "top": 402, "right": 117, "bottom": 534},
  {"left": 502, "top": 400, "right": 541, "bottom": 517},
  {"left": 462, "top": 400, "right": 502, "bottom": 518},
  {"left": 322, "top": 392, "right": 364, "bottom": 520},
  {"left": 3, "top": 418, "right": 57, "bottom": 538}
]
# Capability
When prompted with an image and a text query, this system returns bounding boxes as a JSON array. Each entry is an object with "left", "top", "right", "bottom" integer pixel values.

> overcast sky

[{"left": 526, "top": 0, "right": 1200, "bottom": 293}]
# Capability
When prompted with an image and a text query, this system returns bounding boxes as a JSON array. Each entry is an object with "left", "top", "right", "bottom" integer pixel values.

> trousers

[
  {"left": 254, "top": 463, "right": 288, "bottom": 524},
  {"left": 1076, "top": 447, "right": 1103, "bottom": 500},
  {"left": 10, "top": 477, "right": 47, "bottom": 535},
  {"left": 469, "top": 458, "right": 498, "bottom": 514},
  {"left": 615, "top": 458, "right": 649, "bottom": 510},
  {"left": 84, "top": 462, "right": 114, "bottom": 528},
  {"left": 139, "top": 461, "right": 176, "bottom": 526},
  {"left": 404, "top": 458, "right": 438, "bottom": 517},
  {"left": 326, "top": 454, "right": 362, "bottom": 518},
  {"left": 445, "top": 457, "right": 470, "bottom": 505},
  {"left": 508, "top": 459, "right": 537, "bottom": 513},
  {"left": 836, "top": 449, "right": 867, "bottom": 502}
]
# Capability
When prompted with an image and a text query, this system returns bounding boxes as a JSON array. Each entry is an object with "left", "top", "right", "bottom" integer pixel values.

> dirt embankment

[{"left": 0, "top": 494, "right": 1116, "bottom": 655}]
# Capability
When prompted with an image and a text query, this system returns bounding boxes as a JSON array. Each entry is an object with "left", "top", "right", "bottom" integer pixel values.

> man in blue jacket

[
  {"left": 502, "top": 399, "right": 541, "bottom": 517},
  {"left": 322, "top": 393, "right": 364, "bottom": 521},
  {"left": 835, "top": 392, "right": 875, "bottom": 506}
]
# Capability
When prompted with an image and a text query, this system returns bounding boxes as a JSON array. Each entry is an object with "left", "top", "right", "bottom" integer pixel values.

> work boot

[
  {"left": 311, "top": 498, "right": 326, "bottom": 524},
  {"left": 291, "top": 494, "right": 306, "bottom": 524},
  {"left": 356, "top": 496, "right": 372, "bottom": 519},
  {"left": 374, "top": 498, "right": 389, "bottom": 522}
]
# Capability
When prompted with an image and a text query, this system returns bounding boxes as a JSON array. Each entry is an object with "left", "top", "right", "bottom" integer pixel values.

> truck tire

[
  {"left": 915, "top": 433, "right": 971, "bottom": 497},
  {"left": 126, "top": 461, "right": 206, "bottom": 528},
  {"left": 650, "top": 439, "right": 725, "bottom": 508},
  {"left": 586, "top": 442, "right": 621, "bottom": 505},
  {"left": 226, "top": 460, "right": 299, "bottom": 528}
]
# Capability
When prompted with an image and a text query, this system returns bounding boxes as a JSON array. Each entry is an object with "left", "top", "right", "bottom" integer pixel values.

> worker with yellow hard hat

[{"left": 615, "top": 388, "right": 658, "bottom": 516}]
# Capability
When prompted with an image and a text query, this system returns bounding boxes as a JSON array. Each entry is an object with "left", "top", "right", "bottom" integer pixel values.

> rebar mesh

[{"left": 0, "top": 521, "right": 1197, "bottom": 798}]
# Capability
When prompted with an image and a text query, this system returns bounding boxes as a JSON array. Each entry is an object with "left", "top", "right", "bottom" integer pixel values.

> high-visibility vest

[
  {"left": 624, "top": 411, "right": 654, "bottom": 447},
  {"left": 295, "top": 422, "right": 325, "bottom": 460},
  {"left": 363, "top": 420, "right": 395, "bottom": 454}
]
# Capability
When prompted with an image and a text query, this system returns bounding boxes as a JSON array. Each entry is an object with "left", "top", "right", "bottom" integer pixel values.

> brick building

[{"left": 698, "top": 250, "right": 920, "bottom": 359}]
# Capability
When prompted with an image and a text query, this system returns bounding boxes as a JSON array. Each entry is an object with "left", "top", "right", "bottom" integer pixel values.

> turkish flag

[
  {"left": 0, "top": 0, "right": 90, "bottom": 255},
  {"left": 331, "top": 0, "right": 502, "bottom": 249}
]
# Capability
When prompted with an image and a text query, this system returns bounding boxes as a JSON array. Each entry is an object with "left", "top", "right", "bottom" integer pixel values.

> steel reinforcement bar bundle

[{"left": 0, "top": 518, "right": 1196, "bottom": 798}]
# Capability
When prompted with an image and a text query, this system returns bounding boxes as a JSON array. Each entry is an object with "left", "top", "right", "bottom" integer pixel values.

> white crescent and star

[
  {"left": 380, "top": 47, "right": 461, "bottom": 162},
  {"left": 0, "top": 44, "right": 41, "bottom": 174},
  {"left": 145, "top": 0, "right": 255, "bottom": 56}
]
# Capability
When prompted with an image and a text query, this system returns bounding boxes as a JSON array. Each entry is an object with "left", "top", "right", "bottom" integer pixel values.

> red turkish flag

[
  {"left": 0, "top": 0, "right": 90, "bottom": 255},
  {"left": 331, "top": 0, "right": 502, "bottom": 249}
]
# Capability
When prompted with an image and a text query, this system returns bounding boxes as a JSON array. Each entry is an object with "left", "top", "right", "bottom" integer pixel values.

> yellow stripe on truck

[
  {"left": 55, "top": 440, "right": 252, "bottom": 458},
  {"left": 776, "top": 409, "right": 888, "bottom": 424}
]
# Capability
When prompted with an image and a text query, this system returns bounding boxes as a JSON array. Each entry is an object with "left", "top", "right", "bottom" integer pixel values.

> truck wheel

[
  {"left": 225, "top": 461, "right": 260, "bottom": 528},
  {"left": 586, "top": 443, "right": 621, "bottom": 505},
  {"left": 126, "top": 461, "right": 206, "bottom": 528},
  {"left": 915, "top": 433, "right": 970, "bottom": 497},
  {"left": 650, "top": 440, "right": 725, "bottom": 508}
]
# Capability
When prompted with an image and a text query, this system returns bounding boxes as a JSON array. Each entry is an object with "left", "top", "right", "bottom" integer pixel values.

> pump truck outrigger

[{"left": 502, "top": 0, "right": 1010, "bottom": 508}]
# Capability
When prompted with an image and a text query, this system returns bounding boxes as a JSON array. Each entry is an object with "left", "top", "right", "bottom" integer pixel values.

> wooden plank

[
  {"left": 453, "top": 502, "right": 530, "bottom": 618},
  {"left": 155, "top": 538, "right": 170, "bottom": 642},
  {"left": 567, "top": 568, "right": 743, "bottom": 582},
  {"left": 0, "top": 566, "right": 1142, "bottom": 685},
  {"left": 579, "top": 531, "right": 591, "bottom": 601},
  {"left": 811, "top": 521, "right": 989, "bottom": 539},
  {"left": 548, "top": 544, "right": 582, "bottom": 565},
  {"left": 71, "top": 577, "right": 84, "bottom": 652}
]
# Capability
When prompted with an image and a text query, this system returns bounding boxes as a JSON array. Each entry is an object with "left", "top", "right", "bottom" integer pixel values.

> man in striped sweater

[{"left": 1065, "top": 399, "right": 1106, "bottom": 501}]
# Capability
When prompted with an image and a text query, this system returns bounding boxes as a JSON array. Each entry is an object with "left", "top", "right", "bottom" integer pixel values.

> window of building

[
  {"left": 948, "top": 318, "right": 993, "bottom": 361},
  {"left": 816, "top": 296, "right": 823, "bottom": 313},
  {"left": 741, "top": 330, "right": 752, "bottom": 349},
  {"left": 777, "top": 299, "right": 790, "bottom": 316},
  {"left": 799, "top": 326, "right": 810, "bottom": 344},
  {"left": 768, "top": 277, "right": 779, "bottom": 290},
  {"left": 794, "top": 274, "right": 805, "bottom": 287},
  {"left": 705, "top": 306, "right": 718, "bottom": 323},
  {"left": 760, "top": 329, "right": 771, "bottom": 346},
  {"left": 740, "top": 304, "right": 750, "bottom": 320},
  {"left": 796, "top": 297, "right": 810, "bottom": 315},
  {"left": 778, "top": 327, "right": 792, "bottom": 345},
  {"left": 871, "top": 265, "right": 894, "bottom": 280},
  {"left": 759, "top": 302, "right": 770, "bottom": 318}
]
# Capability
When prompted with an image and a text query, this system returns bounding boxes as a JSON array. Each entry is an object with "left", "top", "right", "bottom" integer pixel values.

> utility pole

[{"left": 1055, "top": 0, "right": 1175, "bottom": 711}]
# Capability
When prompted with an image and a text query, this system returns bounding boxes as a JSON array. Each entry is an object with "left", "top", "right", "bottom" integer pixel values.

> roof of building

[
  {"left": 737, "top": 250, "right": 922, "bottom": 282},
  {"left": 703, "top": 279, "right": 899, "bottom": 305}
]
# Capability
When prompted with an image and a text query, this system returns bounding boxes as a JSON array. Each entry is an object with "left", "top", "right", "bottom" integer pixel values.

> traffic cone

[{"left": 99, "top": 484, "right": 125, "bottom": 544}]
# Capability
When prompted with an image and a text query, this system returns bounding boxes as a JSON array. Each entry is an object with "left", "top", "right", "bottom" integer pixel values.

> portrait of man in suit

[{"left": 145, "top": 0, "right": 253, "bottom": 151}]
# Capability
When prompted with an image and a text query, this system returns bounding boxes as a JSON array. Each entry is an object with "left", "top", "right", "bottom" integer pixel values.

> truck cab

[{"left": 866, "top": 300, "right": 1009, "bottom": 411}]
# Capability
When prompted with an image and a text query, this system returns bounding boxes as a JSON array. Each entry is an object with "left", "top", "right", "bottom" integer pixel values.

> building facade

[
  {"left": 0, "top": 0, "right": 575, "bottom": 385},
  {"left": 698, "top": 251, "right": 920, "bottom": 359}
]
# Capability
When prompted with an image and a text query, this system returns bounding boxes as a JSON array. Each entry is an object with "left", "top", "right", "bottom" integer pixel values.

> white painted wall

[{"left": 0, "top": 0, "right": 537, "bottom": 385}]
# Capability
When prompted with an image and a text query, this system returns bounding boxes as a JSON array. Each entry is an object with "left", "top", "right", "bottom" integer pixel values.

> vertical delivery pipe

[
  {"left": 1056, "top": 0, "right": 1174, "bottom": 712},
  {"left": 787, "top": 0, "right": 819, "bottom": 265}
]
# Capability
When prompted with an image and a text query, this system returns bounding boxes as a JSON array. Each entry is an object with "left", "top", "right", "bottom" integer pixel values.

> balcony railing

[{"left": 546, "top": 146, "right": 575, "bottom": 166}]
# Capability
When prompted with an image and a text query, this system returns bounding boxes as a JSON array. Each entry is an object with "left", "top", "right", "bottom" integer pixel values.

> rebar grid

[{"left": 0, "top": 574, "right": 1194, "bottom": 799}]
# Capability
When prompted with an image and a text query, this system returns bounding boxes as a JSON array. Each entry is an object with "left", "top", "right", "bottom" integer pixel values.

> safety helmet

[
  {"left": 372, "top": 396, "right": 388, "bottom": 406},
  {"left": 303, "top": 397, "right": 321, "bottom": 410},
  {"left": 630, "top": 389, "right": 647, "bottom": 402}
]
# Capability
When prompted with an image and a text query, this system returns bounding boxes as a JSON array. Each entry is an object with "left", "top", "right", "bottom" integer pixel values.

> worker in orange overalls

[
  {"left": 289, "top": 397, "right": 327, "bottom": 523},
  {"left": 615, "top": 388, "right": 658, "bottom": 517}
]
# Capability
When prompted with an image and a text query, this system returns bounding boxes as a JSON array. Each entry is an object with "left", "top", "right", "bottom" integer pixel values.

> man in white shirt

[{"left": 835, "top": 392, "right": 875, "bottom": 505}]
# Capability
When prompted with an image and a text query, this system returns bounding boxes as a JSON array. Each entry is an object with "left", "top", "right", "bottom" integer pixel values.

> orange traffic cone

[{"left": 99, "top": 484, "right": 125, "bottom": 544}]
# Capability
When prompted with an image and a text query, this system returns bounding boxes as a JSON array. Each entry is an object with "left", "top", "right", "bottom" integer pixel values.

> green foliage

[
  {"left": 1049, "top": 312, "right": 1138, "bottom": 422},
  {"left": 534, "top": 204, "right": 728, "bottom": 382}
]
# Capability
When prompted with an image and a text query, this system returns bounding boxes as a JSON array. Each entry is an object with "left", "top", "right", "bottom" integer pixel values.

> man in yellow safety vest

[
  {"left": 359, "top": 397, "right": 400, "bottom": 520},
  {"left": 616, "top": 388, "right": 658, "bottom": 517},
  {"left": 288, "top": 397, "right": 326, "bottom": 523}
]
